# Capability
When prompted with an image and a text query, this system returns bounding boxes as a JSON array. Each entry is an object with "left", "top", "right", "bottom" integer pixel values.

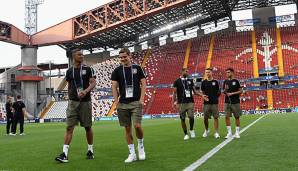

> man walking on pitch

[
  {"left": 111, "top": 48, "right": 146, "bottom": 163},
  {"left": 173, "top": 68, "right": 206, "bottom": 140},
  {"left": 201, "top": 68, "right": 221, "bottom": 138},
  {"left": 55, "top": 49, "right": 96, "bottom": 163},
  {"left": 223, "top": 68, "right": 243, "bottom": 139}
]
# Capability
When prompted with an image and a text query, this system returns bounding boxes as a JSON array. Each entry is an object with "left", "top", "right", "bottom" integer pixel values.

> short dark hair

[
  {"left": 205, "top": 68, "right": 213, "bottom": 71},
  {"left": 16, "top": 95, "right": 21, "bottom": 99},
  {"left": 66, "top": 48, "right": 81, "bottom": 58},
  {"left": 119, "top": 48, "right": 131, "bottom": 55},
  {"left": 226, "top": 68, "right": 234, "bottom": 72}
]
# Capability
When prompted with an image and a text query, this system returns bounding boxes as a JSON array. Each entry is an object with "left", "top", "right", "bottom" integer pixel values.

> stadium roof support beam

[
  {"left": 31, "top": 0, "right": 192, "bottom": 47},
  {"left": 0, "top": 21, "right": 29, "bottom": 46},
  {"left": 31, "top": 19, "right": 73, "bottom": 46},
  {"left": 220, "top": 0, "right": 233, "bottom": 20}
]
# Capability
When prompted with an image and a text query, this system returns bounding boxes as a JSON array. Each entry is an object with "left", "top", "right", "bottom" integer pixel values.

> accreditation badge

[
  {"left": 185, "top": 90, "right": 191, "bottom": 98},
  {"left": 125, "top": 85, "right": 134, "bottom": 98}
]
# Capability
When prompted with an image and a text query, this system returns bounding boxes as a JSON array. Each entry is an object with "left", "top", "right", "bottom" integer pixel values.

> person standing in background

[
  {"left": 6, "top": 96, "right": 13, "bottom": 135},
  {"left": 11, "top": 95, "right": 26, "bottom": 136}
]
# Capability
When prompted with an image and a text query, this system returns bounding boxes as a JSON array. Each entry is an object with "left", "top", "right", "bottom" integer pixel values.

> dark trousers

[
  {"left": 6, "top": 115, "right": 13, "bottom": 134},
  {"left": 12, "top": 115, "right": 24, "bottom": 134}
]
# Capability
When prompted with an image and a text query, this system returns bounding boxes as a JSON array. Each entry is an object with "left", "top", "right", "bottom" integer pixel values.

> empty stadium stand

[
  {"left": 44, "top": 101, "right": 68, "bottom": 119},
  {"left": 41, "top": 25, "right": 298, "bottom": 119}
]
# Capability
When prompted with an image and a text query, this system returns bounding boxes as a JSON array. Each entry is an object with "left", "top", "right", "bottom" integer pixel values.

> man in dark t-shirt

[
  {"left": 55, "top": 49, "right": 96, "bottom": 163},
  {"left": 201, "top": 68, "right": 221, "bottom": 139},
  {"left": 223, "top": 68, "right": 242, "bottom": 139},
  {"left": 6, "top": 96, "right": 13, "bottom": 135},
  {"left": 11, "top": 95, "right": 26, "bottom": 136},
  {"left": 173, "top": 68, "right": 206, "bottom": 140},
  {"left": 111, "top": 48, "right": 146, "bottom": 163}
]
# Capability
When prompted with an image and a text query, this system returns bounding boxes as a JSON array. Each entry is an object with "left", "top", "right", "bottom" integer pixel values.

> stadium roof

[
  {"left": 43, "top": 0, "right": 298, "bottom": 51},
  {"left": 0, "top": 0, "right": 297, "bottom": 50}
]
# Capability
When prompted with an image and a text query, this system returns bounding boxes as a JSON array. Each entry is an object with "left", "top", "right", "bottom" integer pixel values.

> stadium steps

[
  {"left": 141, "top": 49, "right": 152, "bottom": 67},
  {"left": 107, "top": 102, "right": 116, "bottom": 117},
  {"left": 57, "top": 78, "right": 67, "bottom": 91},
  {"left": 252, "top": 30, "right": 259, "bottom": 78},
  {"left": 39, "top": 101, "right": 54, "bottom": 119},
  {"left": 204, "top": 33, "right": 215, "bottom": 79},
  {"left": 276, "top": 27, "right": 285, "bottom": 77},
  {"left": 183, "top": 40, "right": 192, "bottom": 68},
  {"left": 267, "top": 89, "right": 273, "bottom": 109}
]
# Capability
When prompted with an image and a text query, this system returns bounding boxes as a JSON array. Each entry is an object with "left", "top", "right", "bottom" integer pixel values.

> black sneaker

[
  {"left": 55, "top": 152, "right": 68, "bottom": 163},
  {"left": 86, "top": 150, "right": 94, "bottom": 159}
]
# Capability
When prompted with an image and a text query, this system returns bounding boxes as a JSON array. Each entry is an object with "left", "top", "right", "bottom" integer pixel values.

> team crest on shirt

[
  {"left": 133, "top": 68, "right": 138, "bottom": 74},
  {"left": 212, "top": 82, "right": 216, "bottom": 86},
  {"left": 232, "top": 81, "right": 236, "bottom": 85},
  {"left": 82, "top": 70, "right": 87, "bottom": 75}
]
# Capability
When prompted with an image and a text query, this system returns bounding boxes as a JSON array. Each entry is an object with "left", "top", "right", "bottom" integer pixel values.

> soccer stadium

[{"left": 1, "top": 0, "right": 298, "bottom": 170}]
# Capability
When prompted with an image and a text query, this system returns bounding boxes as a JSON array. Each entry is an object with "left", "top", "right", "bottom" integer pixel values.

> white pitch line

[{"left": 183, "top": 114, "right": 267, "bottom": 171}]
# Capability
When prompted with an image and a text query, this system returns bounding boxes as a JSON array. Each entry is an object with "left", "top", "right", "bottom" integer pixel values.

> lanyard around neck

[
  {"left": 123, "top": 65, "right": 134, "bottom": 86},
  {"left": 73, "top": 65, "right": 83, "bottom": 89},
  {"left": 180, "top": 78, "right": 189, "bottom": 90}
]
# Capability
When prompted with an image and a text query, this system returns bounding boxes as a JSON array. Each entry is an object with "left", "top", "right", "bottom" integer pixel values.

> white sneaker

[
  {"left": 9, "top": 133, "right": 16, "bottom": 136},
  {"left": 202, "top": 130, "right": 210, "bottom": 138},
  {"left": 20, "top": 133, "right": 25, "bottom": 136},
  {"left": 124, "top": 154, "right": 137, "bottom": 163},
  {"left": 234, "top": 132, "right": 240, "bottom": 139},
  {"left": 190, "top": 130, "right": 196, "bottom": 138},
  {"left": 225, "top": 132, "right": 233, "bottom": 139},
  {"left": 138, "top": 146, "right": 146, "bottom": 160},
  {"left": 184, "top": 134, "right": 190, "bottom": 140},
  {"left": 214, "top": 132, "right": 220, "bottom": 139}
]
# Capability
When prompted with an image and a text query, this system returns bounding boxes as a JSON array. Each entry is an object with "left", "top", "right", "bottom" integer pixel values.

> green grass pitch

[{"left": 1, "top": 113, "right": 298, "bottom": 171}]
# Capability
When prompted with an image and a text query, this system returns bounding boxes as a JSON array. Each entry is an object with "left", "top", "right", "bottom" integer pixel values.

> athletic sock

[
  {"left": 227, "top": 126, "right": 232, "bottom": 134},
  {"left": 63, "top": 144, "right": 69, "bottom": 156},
  {"left": 128, "top": 144, "right": 135, "bottom": 155},
  {"left": 88, "top": 144, "right": 93, "bottom": 153},
  {"left": 236, "top": 127, "right": 240, "bottom": 133},
  {"left": 137, "top": 139, "right": 144, "bottom": 148}
]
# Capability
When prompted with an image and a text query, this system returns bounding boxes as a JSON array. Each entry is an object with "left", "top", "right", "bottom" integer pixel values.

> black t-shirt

[
  {"left": 201, "top": 79, "right": 220, "bottom": 104},
  {"left": 65, "top": 65, "right": 95, "bottom": 102},
  {"left": 5, "top": 102, "right": 13, "bottom": 117},
  {"left": 12, "top": 101, "right": 25, "bottom": 117},
  {"left": 173, "top": 78, "right": 194, "bottom": 104},
  {"left": 223, "top": 79, "right": 241, "bottom": 104},
  {"left": 111, "top": 64, "right": 146, "bottom": 104}
]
